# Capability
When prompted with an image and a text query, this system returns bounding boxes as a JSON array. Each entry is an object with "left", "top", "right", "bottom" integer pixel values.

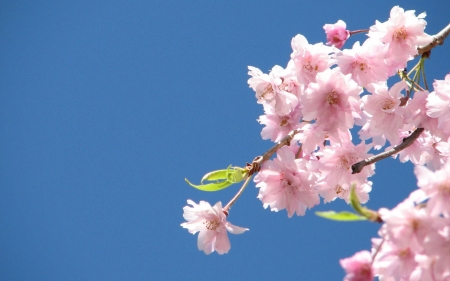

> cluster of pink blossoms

[
  {"left": 249, "top": 6, "right": 449, "bottom": 219},
  {"left": 341, "top": 162, "right": 450, "bottom": 281},
  {"left": 181, "top": 6, "right": 450, "bottom": 269}
]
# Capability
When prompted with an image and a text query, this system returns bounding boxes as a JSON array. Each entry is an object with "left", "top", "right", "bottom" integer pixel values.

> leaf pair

[{"left": 185, "top": 166, "right": 247, "bottom": 192}]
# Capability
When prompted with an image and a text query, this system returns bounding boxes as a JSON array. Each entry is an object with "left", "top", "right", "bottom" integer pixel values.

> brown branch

[
  {"left": 351, "top": 128, "right": 424, "bottom": 174},
  {"left": 417, "top": 23, "right": 450, "bottom": 56},
  {"left": 247, "top": 129, "right": 300, "bottom": 175}
]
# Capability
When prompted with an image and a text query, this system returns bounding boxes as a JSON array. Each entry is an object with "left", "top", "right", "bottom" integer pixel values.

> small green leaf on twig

[
  {"left": 185, "top": 178, "right": 234, "bottom": 192},
  {"left": 315, "top": 211, "right": 367, "bottom": 221}
]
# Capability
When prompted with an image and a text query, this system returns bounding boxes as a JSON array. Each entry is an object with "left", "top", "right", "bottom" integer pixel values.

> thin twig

[
  {"left": 349, "top": 29, "right": 369, "bottom": 36},
  {"left": 351, "top": 128, "right": 424, "bottom": 174},
  {"left": 247, "top": 129, "right": 300, "bottom": 175},
  {"left": 417, "top": 23, "right": 450, "bottom": 56},
  {"left": 223, "top": 175, "right": 253, "bottom": 212}
]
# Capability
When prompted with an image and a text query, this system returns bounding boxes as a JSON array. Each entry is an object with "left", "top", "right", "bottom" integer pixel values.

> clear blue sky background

[{"left": 1, "top": 1, "right": 449, "bottom": 280}]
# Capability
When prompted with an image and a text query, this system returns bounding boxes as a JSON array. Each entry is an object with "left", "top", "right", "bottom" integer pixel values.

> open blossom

[
  {"left": 361, "top": 81, "right": 411, "bottom": 145},
  {"left": 302, "top": 68, "right": 363, "bottom": 132},
  {"left": 340, "top": 251, "right": 374, "bottom": 281},
  {"left": 379, "top": 199, "right": 433, "bottom": 253},
  {"left": 372, "top": 238, "right": 419, "bottom": 280},
  {"left": 315, "top": 141, "right": 374, "bottom": 203},
  {"left": 423, "top": 139, "right": 450, "bottom": 171},
  {"left": 407, "top": 90, "right": 446, "bottom": 140},
  {"left": 336, "top": 38, "right": 390, "bottom": 87},
  {"left": 323, "top": 20, "right": 350, "bottom": 49},
  {"left": 426, "top": 74, "right": 450, "bottom": 134},
  {"left": 259, "top": 105, "right": 303, "bottom": 142},
  {"left": 254, "top": 146, "right": 320, "bottom": 217},
  {"left": 291, "top": 34, "right": 336, "bottom": 84},
  {"left": 248, "top": 64, "right": 300, "bottom": 116},
  {"left": 415, "top": 160, "right": 450, "bottom": 217},
  {"left": 181, "top": 200, "right": 248, "bottom": 255},
  {"left": 368, "top": 6, "right": 432, "bottom": 70}
]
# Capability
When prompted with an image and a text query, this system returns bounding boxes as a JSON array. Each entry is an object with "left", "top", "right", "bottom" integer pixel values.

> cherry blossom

[
  {"left": 181, "top": 200, "right": 248, "bottom": 255},
  {"left": 372, "top": 238, "right": 419, "bottom": 281},
  {"left": 361, "top": 81, "right": 411, "bottom": 145},
  {"left": 426, "top": 74, "right": 450, "bottom": 134},
  {"left": 302, "top": 68, "right": 362, "bottom": 132},
  {"left": 340, "top": 250, "right": 374, "bottom": 281},
  {"left": 315, "top": 141, "right": 374, "bottom": 203},
  {"left": 254, "top": 146, "right": 320, "bottom": 217},
  {"left": 291, "top": 34, "right": 336, "bottom": 84},
  {"left": 336, "top": 38, "right": 390, "bottom": 87},
  {"left": 248, "top": 64, "right": 300, "bottom": 116},
  {"left": 323, "top": 20, "right": 350, "bottom": 49},
  {"left": 415, "top": 160, "right": 450, "bottom": 217},
  {"left": 259, "top": 105, "right": 303, "bottom": 142},
  {"left": 368, "top": 6, "right": 433, "bottom": 70}
]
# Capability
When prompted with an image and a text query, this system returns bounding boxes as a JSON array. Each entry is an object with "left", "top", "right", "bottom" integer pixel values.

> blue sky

[{"left": 1, "top": 1, "right": 449, "bottom": 280}]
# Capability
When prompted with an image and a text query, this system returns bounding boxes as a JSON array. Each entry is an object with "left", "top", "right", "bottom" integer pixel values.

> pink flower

[
  {"left": 323, "top": 20, "right": 350, "bottom": 49},
  {"left": 340, "top": 250, "right": 374, "bottom": 281},
  {"left": 302, "top": 68, "right": 362, "bottom": 132},
  {"left": 426, "top": 74, "right": 450, "bottom": 135},
  {"left": 361, "top": 81, "right": 410, "bottom": 145},
  {"left": 408, "top": 90, "right": 446, "bottom": 140},
  {"left": 368, "top": 6, "right": 433, "bottom": 70},
  {"left": 424, "top": 139, "right": 450, "bottom": 171},
  {"left": 181, "top": 200, "right": 248, "bottom": 255},
  {"left": 315, "top": 141, "right": 374, "bottom": 203},
  {"left": 254, "top": 146, "right": 320, "bottom": 217},
  {"left": 259, "top": 105, "right": 303, "bottom": 142},
  {"left": 336, "top": 38, "right": 390, "bottom": 87},
  {"left": 414, "top": 160, "right": 450, "bottom": 217},
  {"left": 291, "top": 34, "right": 336, "bottom": 84},
  {"left": 379, "top": 200, "right": 433, "bottom": 253},
  {"left": 248, "top": 64, "right": 300, "bottom": 116},
  {"left": 371, "top": 238, "right": 419, "bottom": 280}
]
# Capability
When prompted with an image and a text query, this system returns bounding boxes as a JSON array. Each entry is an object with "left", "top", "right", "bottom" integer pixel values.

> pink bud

[{"left": 323, "top": 20, "right": 350, "bottom": 49}]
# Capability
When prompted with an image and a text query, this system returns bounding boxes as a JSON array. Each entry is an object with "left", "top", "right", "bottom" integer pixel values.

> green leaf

[
  {"left": 201, "top": 166, "right": 247, "bottom": 184},
  {"left": 184, "top": 178, "right": 234, "bottom": 192},
  {"left": 315, "top": 211, "right": 367, "bottom": 221},
  {"left": 201, "top": 169, "right": 229, "bottom": 183}
]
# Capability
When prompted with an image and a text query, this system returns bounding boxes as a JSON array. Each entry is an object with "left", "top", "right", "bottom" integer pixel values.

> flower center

[
  {"left": 302, "top": 57, "right": 318, "bottom": 73},
  {"left": 398, "top": 248, "right": 412, "bottom": 259},
  {"left": 280, "top": 116, "right": 289, "bottom": 127},
  {"left": 411, "top": 219, "right": 420, "bottom": 231},
  {"left": 325, "top": 91, "right": 340, "bottom": 105},
  {"left": 339, "top": 155, "right": 354, "bottom": 170},
  {"left": 393, "top": 27, "right": 408, "bottom": 42},
  {"left": 382, "top": 99, "right": 396, "bottom": 110},
  {"left": 261, "top": 84, "right": 274, "bottom": 100},
  {"left": 335, "top": 184, "right": 343, "bottom": 194},
  {"left": 204, "top": 219, "right": 220, "bottom": 231},
  {"left": 438, "top": 182, "right": 450, "bottom": 196},
  {"left": 351, "top": 60, "right": 369, "bottom": 72}
]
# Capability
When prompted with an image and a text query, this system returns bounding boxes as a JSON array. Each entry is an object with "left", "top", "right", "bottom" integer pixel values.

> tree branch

[
  {"left": 417, "top": 23, "right": 450, "bottom": 56},
  {"left": 351, "top": 128, "right": 424, "bottom": 174},
  {"left": 247, "top": 129, "right": 300, "bottom": 175}
]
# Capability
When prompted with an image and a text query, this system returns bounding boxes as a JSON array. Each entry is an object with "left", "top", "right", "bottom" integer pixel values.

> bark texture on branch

[{"left": 352, "top": 128, "right": 424, "bottom": 174}]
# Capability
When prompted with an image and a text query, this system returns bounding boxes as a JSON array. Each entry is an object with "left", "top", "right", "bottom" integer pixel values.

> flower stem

[
  {"left": 349, "top": 29, "right": 369, "bottom": 36},
  {"left": 223, "top": 175, "right": 253, "bottom": 212}
]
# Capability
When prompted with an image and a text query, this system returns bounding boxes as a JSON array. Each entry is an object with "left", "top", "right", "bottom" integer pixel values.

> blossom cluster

[
  {"left": 249, "top": 6, "right": 450, "bottom": 220},
  {"left": 341, "top": 161, "right": 450, "bottom": 281},
  {"left": 181, "top": 5, "right": 450, "bottom": 266}
]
